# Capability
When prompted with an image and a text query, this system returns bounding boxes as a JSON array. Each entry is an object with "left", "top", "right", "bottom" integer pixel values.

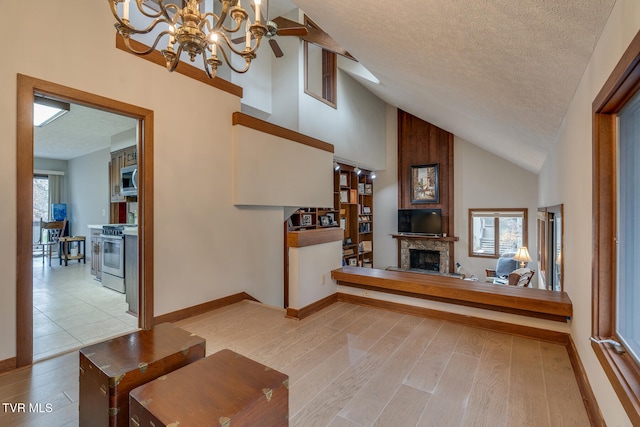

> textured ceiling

[
  {"left": 34, "top": 104, "right": 137, "bottom": 160},
  {"left": 37, "top": 1, "right": 616, "bottom": 172},
  {"left": 291, "top": 0, "right": 616, "bottom": 172}
]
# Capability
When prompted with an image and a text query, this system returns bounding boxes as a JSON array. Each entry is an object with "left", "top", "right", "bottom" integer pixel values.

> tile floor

[{"left": 32, "top": 256, "right": 138, "bottom": 361}]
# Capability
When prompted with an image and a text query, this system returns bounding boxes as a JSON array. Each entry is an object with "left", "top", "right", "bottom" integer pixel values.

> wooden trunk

[
  {"left": 79, "top": 323, "right": 206, "bottom": 427},
  {"left": 129, "top": 349, "right": 289, "bottom": 427}
]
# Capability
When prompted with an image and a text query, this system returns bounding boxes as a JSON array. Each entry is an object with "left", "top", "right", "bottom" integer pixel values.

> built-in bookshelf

[
  {"left": 287, "top": 207, "right": 339, "bottom": 231},
  {"left": 335, "top": 163, "right": 374, "bottom": 268}
]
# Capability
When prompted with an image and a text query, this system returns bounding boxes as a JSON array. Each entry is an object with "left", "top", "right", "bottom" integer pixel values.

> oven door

[{"left": 101, "top": 235, "right": 124, "bottom": 278}]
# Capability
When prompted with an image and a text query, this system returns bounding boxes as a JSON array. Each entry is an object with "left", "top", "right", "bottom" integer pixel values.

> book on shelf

[{"left": 350, "top": 189, "right": 357, "bottom": 203}]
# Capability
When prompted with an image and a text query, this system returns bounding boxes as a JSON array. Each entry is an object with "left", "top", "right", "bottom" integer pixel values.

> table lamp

[{"left": 512, "top": 246, "right": 532, "bottom": 269}]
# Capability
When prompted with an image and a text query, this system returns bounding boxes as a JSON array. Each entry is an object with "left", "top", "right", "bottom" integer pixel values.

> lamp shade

[{"left": 512, "top": 246, "right": 532, "bottom": 263}]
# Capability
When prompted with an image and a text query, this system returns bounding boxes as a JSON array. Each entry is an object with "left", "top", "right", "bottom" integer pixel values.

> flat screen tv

[{"left": 398, "top": 209, "right": 442, "bottom": 235}]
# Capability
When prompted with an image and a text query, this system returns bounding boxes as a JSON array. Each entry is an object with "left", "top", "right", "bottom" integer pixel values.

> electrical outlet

[
  {"left": 362, "top": 290, "right": 370, "bottom": 297},
  {"left": 321, "top": 274, "right": 326, "bottom": 285}
]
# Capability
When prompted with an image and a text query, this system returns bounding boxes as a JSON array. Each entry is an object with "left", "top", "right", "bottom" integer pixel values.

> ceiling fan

[
  {"left": 231, "top": 1, "right": 308, "bottom": 58},
  {"left": 232, "top": 10, "right": 353, "bottom": 60}
]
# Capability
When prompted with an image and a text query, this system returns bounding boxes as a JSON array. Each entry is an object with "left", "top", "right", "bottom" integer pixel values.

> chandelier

[{"left": 108, "top": 0, "right": 267, "bottom": 79}]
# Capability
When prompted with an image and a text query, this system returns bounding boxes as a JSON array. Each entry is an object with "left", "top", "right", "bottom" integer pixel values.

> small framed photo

[
  {"left": 340, "top": 190, "right": 349, "bottom": 203},
  {"left": 362, "top": 206, "right": 371, "bottom": 214},
  {"left": 365, "top": 184, "right": 372, "bottom": 194},
  {"left": 344, "top": 237, "right": 352, "bottom": 246},
  {"left": 358, "top": 183, "right": 365, "bottom": 194},
  {"left": 411, "top": 164, "right": 439, "bottom": 203},
  {"left": 319, "top": 215, "right": 330, "bottom": 226},
  {"left": 327, "top": 213, "right": 335, "bottom": 224},
  {"left": 348, "top": 258, "right": 357, "bottom": 266},
  {"left": 340, "top": 173, "right": 348, "bottom": 187},
  {"left": 301, "top": 214, "right": 313, "bottom": 226}
]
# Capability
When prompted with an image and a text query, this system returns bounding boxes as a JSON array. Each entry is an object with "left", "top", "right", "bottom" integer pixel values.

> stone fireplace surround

[{"left": 397, "top": 235, "right": 452, "bottom": 274}]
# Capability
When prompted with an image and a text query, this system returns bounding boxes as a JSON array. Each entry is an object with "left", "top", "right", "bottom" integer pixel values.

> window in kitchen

[
  {"left": 469, "top": 208, "right": 527, "bottom": 258},
  {"left": 33, "top": 175, "right": 49, "bottom": 222},
  {"left": 592, "top": 28, "right": 640, "bottom": 425}
]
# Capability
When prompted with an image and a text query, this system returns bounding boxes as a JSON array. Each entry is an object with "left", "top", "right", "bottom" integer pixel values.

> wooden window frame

[
  {"left": 303, "top": 16, "right": 337, "bottom": 108},
  {"left": 468, "top": 208, "right": 528, "bottom": 259},
  {"left": 592, "top": 29, "right": 640, "bottom": 426}
]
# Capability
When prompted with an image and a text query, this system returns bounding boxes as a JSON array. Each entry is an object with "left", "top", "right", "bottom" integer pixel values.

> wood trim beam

[
  {"left": 115, "top": 35, "right": 243, "bottom": 98},
  {"left": 567, "top": 338, "right": 606, "bottom": 426},
  {"left": 232, "top": 112, "right": 334, "bottom": 153},
  {"left": 0, "top": 357, "right": 17, "bottom": 375},
  {"left": 154, "top": 293, "right": 259, "bottom": 324},
  {"left": 287, "top": 228, "right": 343, "bottom": 248},
  {"left": 332, "top": 267, "right": 573, "bottom": 322},
  {"left": 286, "top": 294, "right": 338, "bottom": 320}
]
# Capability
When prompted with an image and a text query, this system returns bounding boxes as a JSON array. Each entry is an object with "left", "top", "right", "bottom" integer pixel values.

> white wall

[
  {"left": 454, "top": 137, "right": 539, "bottom": 283},
  {"left": 288, "top": 241, "right": 342, "bottom": 309},
  {"left": 67, "top": 148, "right": 111, "bottom": 254},
  {"left": 537, "top": 0, "right": 640, "bottom": 424},
  {"left": 373, "top": 105, "right": 399, "bottom": 268}
]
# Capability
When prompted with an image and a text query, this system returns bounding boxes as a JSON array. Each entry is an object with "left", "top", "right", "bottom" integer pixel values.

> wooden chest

[
  {"left": 129, "top": 349, "right": 289, "bottom": 427},
  {"left": 79, "top": 323, "right": 206, "bottom": 427}
]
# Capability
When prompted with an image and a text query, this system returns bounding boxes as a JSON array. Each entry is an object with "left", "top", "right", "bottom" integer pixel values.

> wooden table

[{"left": 58, "top": 236, "right": 86, "bottom": 266}]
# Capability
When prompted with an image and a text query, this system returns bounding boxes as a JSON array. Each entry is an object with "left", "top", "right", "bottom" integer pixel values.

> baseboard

[
  {"left": 567, "top": 337, "right": 605, "bottom": 426},
  {"left": 154, "top": 292, "right": 259, "bottom": 324},
  {"left": 337, "top": 293, "right": 570, "bottom": 345},
  {"left": 0, "top": 357, "right": 17, "bottom": 375},
  {"left": 286, "top": 294, "right": 338, "bottom": 320}
]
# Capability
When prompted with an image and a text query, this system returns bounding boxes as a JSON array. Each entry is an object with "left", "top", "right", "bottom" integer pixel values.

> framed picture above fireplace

[{"left": 411, "top": 164, "right": 439, "bottom": 203}]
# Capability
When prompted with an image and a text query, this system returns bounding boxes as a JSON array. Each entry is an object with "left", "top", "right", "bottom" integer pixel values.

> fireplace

[
  {"left": 395, "top": 236, "right": 452, "bottom": 274},
  {"left": 410, "top": 249, "right": 440, "bottom": 271}
]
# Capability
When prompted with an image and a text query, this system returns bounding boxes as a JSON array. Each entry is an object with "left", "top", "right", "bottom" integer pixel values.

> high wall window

[
  {"left": 592, "top": 29, "right": 640, "bottom": 425},
  {"left": 303, "top": 17, "right": 337, "bottom": 108},
  {"left": 468, "top": 209, "right": 527, "bottom": 258}
]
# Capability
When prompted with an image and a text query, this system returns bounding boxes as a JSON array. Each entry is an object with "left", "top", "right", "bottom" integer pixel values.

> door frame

[{"left": 16, "top": 74, "right": 155, "bottom": 367}]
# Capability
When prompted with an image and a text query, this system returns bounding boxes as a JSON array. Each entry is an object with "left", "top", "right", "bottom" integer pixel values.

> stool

[
  {"left": 59, "top": 236, "right": 86, "bottom": 266},
  {"left": 129, "top": 349, "right": 289, "bottom": 427},
  {"left": 79, "top": 323, "right": 206, "bottom": 427}
]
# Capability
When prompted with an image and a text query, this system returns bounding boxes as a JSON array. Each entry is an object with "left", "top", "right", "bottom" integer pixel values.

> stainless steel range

[{"left": 101, "top": 225, "right": 125, "bottom": 293}]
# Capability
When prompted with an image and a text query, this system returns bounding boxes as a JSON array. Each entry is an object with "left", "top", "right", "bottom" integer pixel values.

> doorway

[{"left": 16, "top": 74, "right": 155, "bottom": 367}]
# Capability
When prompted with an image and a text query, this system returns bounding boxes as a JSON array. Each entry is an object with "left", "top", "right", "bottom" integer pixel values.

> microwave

[{"left": 120, "top": 165, "right": 138, "bottom": 196}]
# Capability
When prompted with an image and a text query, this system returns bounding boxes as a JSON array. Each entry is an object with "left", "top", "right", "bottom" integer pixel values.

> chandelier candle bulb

[
  {"left": 255, "top": 0, "right": 261, "bottom": 23},
  {"left": 210, "top": 33, "right": 218, "bottom": 56},
  {"left": 122, "top": 0, "right": 130, "bottom": 21}
]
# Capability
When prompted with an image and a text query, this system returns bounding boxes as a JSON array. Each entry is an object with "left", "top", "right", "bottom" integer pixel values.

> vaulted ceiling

[{"left": 290, "top": 0, "right": 616, "bottom": 172}]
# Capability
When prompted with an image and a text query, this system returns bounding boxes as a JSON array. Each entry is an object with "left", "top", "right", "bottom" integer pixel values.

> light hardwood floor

[{"left": 0, "top": 300, "right": 590, "bottom": 426}]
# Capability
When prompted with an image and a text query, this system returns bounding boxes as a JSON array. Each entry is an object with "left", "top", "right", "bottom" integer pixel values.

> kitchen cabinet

[
  {"left": 109, "top": 145, "right": 137, "bottom": 203},
  {"left": 90, "top": 228, "right": 102, "bottom": 280},
  {"left": 125, "top": 233, "right": 138, "bottom": 315}
]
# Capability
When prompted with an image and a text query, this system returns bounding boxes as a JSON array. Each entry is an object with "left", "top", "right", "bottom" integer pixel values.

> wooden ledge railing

[{"left": 331, "top": 267, "right": 573, "bottom": 323}]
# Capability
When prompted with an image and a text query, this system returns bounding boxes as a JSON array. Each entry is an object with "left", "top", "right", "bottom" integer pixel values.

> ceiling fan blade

[
  {"left": 302, "top": 27, "right": 355, "bottom": 60},
  {"left": 269, "top": 38, "right": 284, "bottom": 58},
  {"left": 272, "top": 16, "right": 304, "bottom": 30},
  {"left": 231, "top": 35, "right": 246, "bottom": 45},
  {"left": 277, "top": 27, "right": 308, "bottom": 37}
]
